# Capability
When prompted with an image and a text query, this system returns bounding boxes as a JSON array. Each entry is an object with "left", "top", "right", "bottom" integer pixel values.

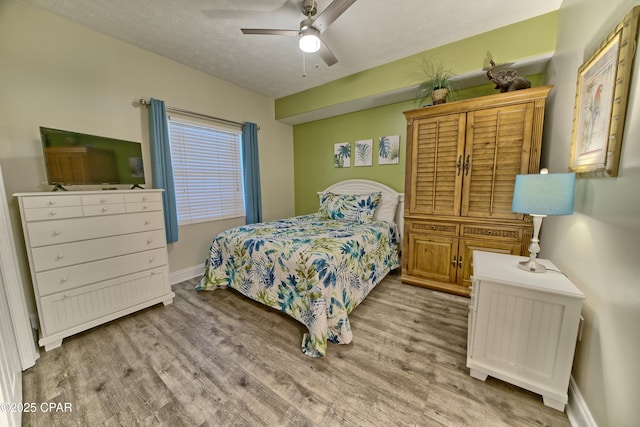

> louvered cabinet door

[
  {"left": 408, "top": 114, "right": 466, "bottom": 216},
  {"left": 461, "top": 104, "right": 534, "bottom": 220}
]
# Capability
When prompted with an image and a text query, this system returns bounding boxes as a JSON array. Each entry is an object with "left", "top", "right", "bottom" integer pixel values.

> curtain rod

[{"left": 138, "top": 99, "right": 259, "bottom": 130}]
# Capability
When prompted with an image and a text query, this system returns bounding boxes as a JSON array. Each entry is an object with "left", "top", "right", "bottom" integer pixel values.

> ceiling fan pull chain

[{"left": 303, "top": 52, "right": 307, "bottom": 77}]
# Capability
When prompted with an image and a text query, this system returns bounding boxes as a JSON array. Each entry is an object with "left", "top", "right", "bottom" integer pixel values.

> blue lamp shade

[{"left": 512, "top": 172, "right": 576, "bottom": 216}]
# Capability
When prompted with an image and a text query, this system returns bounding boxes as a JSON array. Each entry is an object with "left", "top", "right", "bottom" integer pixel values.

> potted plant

[{"left": 416, "top": 59, "right": 457, "bottom": 106}]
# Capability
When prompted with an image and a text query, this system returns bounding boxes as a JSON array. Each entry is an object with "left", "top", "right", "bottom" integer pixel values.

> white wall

[
  {"left": 543, "top": 0, "right": 640, "bottom": 425},
  {"left": 0, "top": 1, "right": 295, "bottom": 312}
]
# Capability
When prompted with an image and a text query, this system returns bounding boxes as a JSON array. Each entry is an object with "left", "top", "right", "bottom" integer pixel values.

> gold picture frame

[{"left": 569, "top": 6, "right": 639, "bottom": 177}]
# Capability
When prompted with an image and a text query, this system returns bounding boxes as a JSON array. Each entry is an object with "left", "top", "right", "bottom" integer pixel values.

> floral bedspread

[{"left": 197, "top": 214, "right": 400, "bottom": 357}]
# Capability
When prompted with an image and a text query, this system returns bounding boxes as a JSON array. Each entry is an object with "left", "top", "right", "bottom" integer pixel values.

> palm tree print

[{"left": 334, "top": 142, "right": 351, "bottom": 167}]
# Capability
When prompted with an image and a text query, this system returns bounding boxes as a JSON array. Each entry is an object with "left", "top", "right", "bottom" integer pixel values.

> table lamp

[{"left": 512, "top": 169, "right": 576, "bottom": 272}]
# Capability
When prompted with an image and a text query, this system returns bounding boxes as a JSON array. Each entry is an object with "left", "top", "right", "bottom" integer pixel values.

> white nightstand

[{"left": 467, "top": 251, "right": 584, "bottom": 411}]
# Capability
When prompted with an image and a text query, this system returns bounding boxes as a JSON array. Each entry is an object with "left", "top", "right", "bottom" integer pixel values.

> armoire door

[
  {"left": 461, "top": 103, "right": 534, "bottom": 220},
  {"left": 408, "top": 113, "right": 466, "bottom": 216}
]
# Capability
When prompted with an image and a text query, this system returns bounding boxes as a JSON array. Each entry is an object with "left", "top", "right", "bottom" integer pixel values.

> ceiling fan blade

[
  {"left": 318, "top": 39, "right": 338, "bottom": 66},
  {"left": 313, "top": 0, "right": 357, "bottom": 33},
  {"left": 241, "top": 28, "right": 299, "bottom": 36}
]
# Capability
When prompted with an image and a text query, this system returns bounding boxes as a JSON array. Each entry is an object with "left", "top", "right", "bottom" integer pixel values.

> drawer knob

[
  {"left": 143, "top": 204, "right": 149, "bottom": 210},
  {"left": 101, "top": 208, "right": 108, "bottom": 213},
  {"left": 55, "top": 254, "right": 65, "bottom": 260},
  {"left": 146, "top": 239, "right": 153, "bottom": 244},
  {"left": 431, "top": 225, "right": 436, "bottom": 230},
  {"left": 49, "top": 210, "right": 57, "bottom": 216},
  {"left": 51, "top": 231, "right": 60, "bottom": 237},
  {"left": 48, "top": 200, "right": 56, "bottom": 206},
  {"left": 60, "top": 277, "right": 68, "bottom": 283},
  {"left": 142, "top": 196, "right": 148, "bottom": 201},
  {"left": 100, "top": 198, "right": 107, "bottom": 203},
  {"left": 487, "top": 230, "right": 493, "bottom": 235},
  {"left": 148, "top": 257, "right": 154, "bottom": 263},
  {"left": 144, "top": 220, "right": 150, "bottom": 225}
]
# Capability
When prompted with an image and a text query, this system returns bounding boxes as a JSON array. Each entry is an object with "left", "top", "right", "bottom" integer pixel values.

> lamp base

[{"left": 518, "top": 258, "right": 547, "bottom": 273}]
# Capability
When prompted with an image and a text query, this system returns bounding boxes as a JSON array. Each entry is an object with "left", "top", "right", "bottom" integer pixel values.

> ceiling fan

[{"left": 241, "top": 0, "right": 357, "bottom": 66}]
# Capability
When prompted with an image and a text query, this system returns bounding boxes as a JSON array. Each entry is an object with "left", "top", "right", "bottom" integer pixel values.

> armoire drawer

[
  {"left": 26, "top": 211, "right": 165, "bottom": 247},
  {"left": 461, "top": 225, "right": 523, "bottom": 242},
  {"left": 35, "top": 247, "right": 168, "bottom": 296},
  {"left": 31, "top": 229, "right": 166, "bottom": 272},
  {"left": 409, "top": 220, "right": 459, "bottom": 236}
]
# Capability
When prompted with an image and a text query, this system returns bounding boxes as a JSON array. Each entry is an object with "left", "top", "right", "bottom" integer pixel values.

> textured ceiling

[{"left": 23, "top": 0, "right": 563, "bottom": 99}]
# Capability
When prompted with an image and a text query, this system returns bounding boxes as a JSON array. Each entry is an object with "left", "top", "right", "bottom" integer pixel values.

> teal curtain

[
  {"left": 241, "top": 122, "right": 262, "bottom": 224},
  {"left": 149, "top": 98, "right": 179, "bottom": 243}
]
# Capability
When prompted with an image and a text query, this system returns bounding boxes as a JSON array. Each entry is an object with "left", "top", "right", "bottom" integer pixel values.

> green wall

[
  {"left": 293, "top": 76, "right": 544, "bottom": 215},
  {"left": 291, "top": 11, "right": 556, "bottom": 215}
]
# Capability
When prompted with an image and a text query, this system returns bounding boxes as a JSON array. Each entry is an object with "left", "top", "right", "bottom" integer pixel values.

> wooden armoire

[{"left": 402, "top": 86, "right": 553, "bottom": 297}]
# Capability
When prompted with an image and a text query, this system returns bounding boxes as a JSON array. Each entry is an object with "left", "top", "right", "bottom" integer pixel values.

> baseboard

[
  {"left": 567, "top": 376, "right": 597, "bottom": 427},
  {"left": 170, "top": 264, "right": 204, "bottom": 286}
]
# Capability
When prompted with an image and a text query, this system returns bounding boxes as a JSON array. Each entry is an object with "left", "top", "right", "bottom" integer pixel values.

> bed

[{"left": 197, "top": 179, "right": 403, "bottom": 357}]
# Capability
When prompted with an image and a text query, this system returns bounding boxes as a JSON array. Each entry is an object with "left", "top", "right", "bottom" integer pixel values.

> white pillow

[{"left": 374, "top": 193, "right": 399, "bottom": 223}]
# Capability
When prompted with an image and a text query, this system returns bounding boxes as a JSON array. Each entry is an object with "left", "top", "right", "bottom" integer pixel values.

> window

[{"left": 167, "top": 114, "right": 244, "bottom": 225}]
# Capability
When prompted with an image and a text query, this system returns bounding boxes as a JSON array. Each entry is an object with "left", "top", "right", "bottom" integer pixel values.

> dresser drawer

[
  {"left": 125, "top": 192, "right": 162, "bottom": 203},
  {"left": 23, "top": 206, "right": 84, "bottom": 222},
  {"left": 409, "top": 220, "right": 459, "bottom": 236},
  {"left": 31, "top": 229, "right": 167, "bottom": 272},
  {"left": 21, "top": 195, "right": 82, "bottom": 209},
  {"left": 82, "top": 194, "right": 125, "bottom": 205},
  {"left": 461, "top": 225, "right": 523, "bottom": 242},
  {"left": 125, "top": 201, "right": 162, "bottom": 213},
  {"left": 35, "top": 247, "right": 168, "bottom": 296},
  {"left": 83, "top": 204, "right": 126, "bottom": 216},
  {"left": 38, "top": 267, "right": 170, "bottom": 335},
  {"left": 26, "top": 211, "right": 165, "bottom": 247}
]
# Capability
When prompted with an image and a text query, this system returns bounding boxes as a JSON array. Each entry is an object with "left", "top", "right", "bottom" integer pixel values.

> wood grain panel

[
  {"left": 462, "top": 104, "right": 534, "bottom": 220},
  {"left": 409, "top": 114, "right": 465, "bottom": 216}
]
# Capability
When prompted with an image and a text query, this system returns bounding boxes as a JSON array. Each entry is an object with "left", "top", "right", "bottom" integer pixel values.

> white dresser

[
  {"left": 467, "top": 251, "right": 584, "bottom": 411},
  {"left": 15, "top": 190, "right": 175, "bottom": 351}
]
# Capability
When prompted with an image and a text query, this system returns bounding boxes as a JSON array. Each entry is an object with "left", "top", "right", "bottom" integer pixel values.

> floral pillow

[{"left": 318, "top": 192, "right": 382, "bottom": 223}]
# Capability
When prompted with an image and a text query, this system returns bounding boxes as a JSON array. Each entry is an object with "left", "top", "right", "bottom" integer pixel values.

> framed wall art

[
  {"left": 569, "top": 6, "right": 640, "bottom": 177},
  {"left": 354, "top": 139, "right": 373, "bottom": 167},
  {"left": 333, "top": 142, "right": 351, "bottom": 168},
  {"left": 378, "top": 135, "right": 400, "bottom": 165}
]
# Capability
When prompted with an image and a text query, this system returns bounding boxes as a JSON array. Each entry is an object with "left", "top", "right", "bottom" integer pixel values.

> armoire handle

[
  {"left": 456, "top": 155, "right": 462, "bottom": 176},
  {"left": 464, "top": 154, "right": 471, "bottom": 176}
]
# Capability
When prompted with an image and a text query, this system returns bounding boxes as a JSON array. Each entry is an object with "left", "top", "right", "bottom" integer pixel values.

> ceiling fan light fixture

[{"left": 299, "top": 28, "right": 320, "bottom": 53}]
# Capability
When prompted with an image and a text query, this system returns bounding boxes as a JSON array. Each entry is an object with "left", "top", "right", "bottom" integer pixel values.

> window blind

[{"left": 167, "top": 115, "right": 244, "bottom": 225}]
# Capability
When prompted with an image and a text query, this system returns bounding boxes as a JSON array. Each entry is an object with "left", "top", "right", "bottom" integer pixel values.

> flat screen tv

[{"left": 40, "top": 126, "right": 145, "bottom": 188}]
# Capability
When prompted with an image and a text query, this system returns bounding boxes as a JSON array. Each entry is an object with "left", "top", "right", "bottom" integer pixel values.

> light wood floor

[{"left": 22, "top": 272, "right": 571, "bottom": 426}]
